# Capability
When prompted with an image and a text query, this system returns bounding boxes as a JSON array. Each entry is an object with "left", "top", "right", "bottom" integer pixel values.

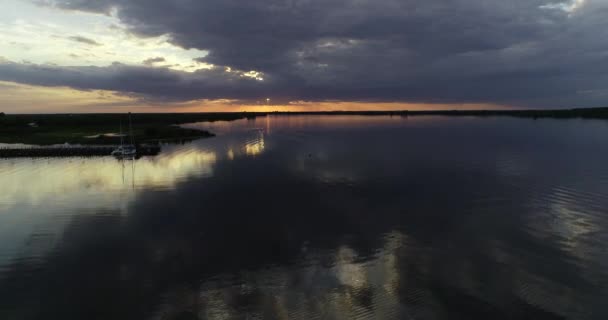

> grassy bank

[{"left": 0, "top": 113, "right": 250, "bottom": 145}]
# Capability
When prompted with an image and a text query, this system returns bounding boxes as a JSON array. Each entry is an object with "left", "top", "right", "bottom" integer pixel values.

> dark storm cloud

[
  {"left": 0, "top": 60, "right": 272, "bottom": 102},
  {"left": 10, "top": 0, "right": 608, "bottom": 107},
  {"left": 67, "top": 35, "right": 102, "bottom": 46},
  {"left": 142, "top": 57, "right": 166, "bottom": 65}
]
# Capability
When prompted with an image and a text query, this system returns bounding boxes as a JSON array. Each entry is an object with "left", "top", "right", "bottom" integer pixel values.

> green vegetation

[{"left": 0, "top": 113, "right": 249, "bottom": 145}]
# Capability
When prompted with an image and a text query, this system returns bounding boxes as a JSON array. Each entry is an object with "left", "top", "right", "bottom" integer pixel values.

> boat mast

[
  {"left": 129, "top": 112, "right": 134, "bottom": 146},
  {"left": 119, "top": 121, "right": 124, "bottom": 147}
]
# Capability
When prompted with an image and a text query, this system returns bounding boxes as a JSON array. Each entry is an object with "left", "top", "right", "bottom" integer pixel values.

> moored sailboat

[{"left": 112, "top": 113, "right": 137, "bottom": 158}]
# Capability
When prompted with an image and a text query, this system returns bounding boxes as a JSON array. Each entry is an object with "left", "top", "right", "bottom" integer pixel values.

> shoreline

[
  {"left": 3, "top": 107, "right": 608, "bottom": 118},
  {"left": 1, "top": 108, "right": 607, "bottom": 146},
  {"left": 0, "top": 113, "right": 234, "bottom": 146},
  {"left": 234, "top": 107, "right": 608, "bottom": 119}
]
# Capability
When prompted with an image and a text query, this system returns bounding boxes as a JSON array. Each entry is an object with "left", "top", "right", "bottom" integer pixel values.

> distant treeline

[
  {"left": 2, "top": 108, "right": 608, "bottom": 126},
  {"left": 3, "top": 107, "right": 608, "bottom": 123},
  {"left": 252, "top": 107, "right": 608, "bottom": 119},
  {"left": 0, "top": 112, "right": 250, "bottom": 127}
]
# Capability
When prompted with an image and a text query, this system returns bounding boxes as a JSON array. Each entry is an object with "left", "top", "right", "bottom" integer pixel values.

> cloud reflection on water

[
  {"left": 0, "top": 148, "right": 217, "bottom": 211},
  {"left": 1, "top": 116, "right": 608, "bottom": 319}
]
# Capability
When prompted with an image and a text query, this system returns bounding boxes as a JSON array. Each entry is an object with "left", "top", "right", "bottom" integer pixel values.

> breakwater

[{"left": 0, "top": 145, "right": 161, "bottom": 158}]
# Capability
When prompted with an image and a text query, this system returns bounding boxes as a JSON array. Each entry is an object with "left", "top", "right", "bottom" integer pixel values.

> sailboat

[{"left": 112, "top": 113, "right": 137, "bottom": 158}]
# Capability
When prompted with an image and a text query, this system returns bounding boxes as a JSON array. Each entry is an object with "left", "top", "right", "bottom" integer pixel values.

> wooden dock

[{"left": 0, "top": 145, "right": 161, "bottom": 158}]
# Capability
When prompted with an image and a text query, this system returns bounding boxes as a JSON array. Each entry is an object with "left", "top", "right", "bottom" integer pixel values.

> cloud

[
  {"left": 0, "top": 60, "right": 270, "bottom": 102},
  {"left": 67, "top": 35, "right": 102, "bottom": 46},
  {"left": 541, "top": 0, "right": 587, "bottom": 13},
  {"left": 8, "top": 0, "right": 608, "bottom": 108},
  {"left": 142, "top": 57, "right": 166, "bottom": 65}
]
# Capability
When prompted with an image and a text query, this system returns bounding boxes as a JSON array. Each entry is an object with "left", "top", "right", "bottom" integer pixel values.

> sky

[{"left": 0, "top": 0, "right": 607, "bottom": 113}]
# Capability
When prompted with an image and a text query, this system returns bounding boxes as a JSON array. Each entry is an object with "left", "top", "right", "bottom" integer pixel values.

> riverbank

[
  {"left": 258, "top": 107, "right": 608, "bottom": 119},
  {"left": 0, "top": 113, "right": 250, "bottom": 145},
  {"left": 1, "top": 108, "right": 607, "bottom": 145}
]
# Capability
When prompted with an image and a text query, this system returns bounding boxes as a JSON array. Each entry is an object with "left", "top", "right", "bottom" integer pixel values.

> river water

[{"left": 1, "top": 115, "right": 608, "bottom": 319}]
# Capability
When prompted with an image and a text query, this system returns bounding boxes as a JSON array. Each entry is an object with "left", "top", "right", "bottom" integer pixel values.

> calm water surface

[{"left": 1, "top": 115, "right": 608, "bottom": 319}]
